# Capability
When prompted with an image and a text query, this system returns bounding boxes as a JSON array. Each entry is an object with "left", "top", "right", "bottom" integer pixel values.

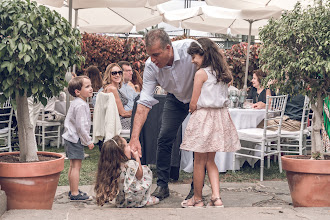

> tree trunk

[
  {"left": 16, "top": 93, "right": 38, "bottom": 162},
  {"left": 310, "top": 92, "right": 324, "bottom": 159}
]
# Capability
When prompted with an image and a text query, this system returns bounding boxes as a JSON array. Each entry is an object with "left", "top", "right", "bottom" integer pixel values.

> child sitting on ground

[
  {"left": 94, "top": 135, "right": 159, "bottom": 207},
  {"left": 62, "top": 75, "right": 95, "bottom": 201}
]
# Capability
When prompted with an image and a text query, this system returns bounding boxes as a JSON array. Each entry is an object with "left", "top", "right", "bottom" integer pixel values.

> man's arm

[{"left": 129, "top": 103, "right": 150, "bottom": 157}]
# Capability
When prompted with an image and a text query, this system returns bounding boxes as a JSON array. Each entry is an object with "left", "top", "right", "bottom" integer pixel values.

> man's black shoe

[
  {"left": 151, "top": 186, "right": 169, "bottom": 201},
  {"left": 185, "top": 186, "right": 194, "bottom": 200}
]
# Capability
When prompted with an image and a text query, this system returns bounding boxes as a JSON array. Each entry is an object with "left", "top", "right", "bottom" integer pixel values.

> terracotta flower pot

[
  {"left": 0, "top": 151, "right": 64, "bottom": 210},
  {"left": 282, "top": 155, "right": 330, "bottom": 207}
]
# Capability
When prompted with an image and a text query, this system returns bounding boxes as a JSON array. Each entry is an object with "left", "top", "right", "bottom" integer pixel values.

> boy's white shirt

[{"left": 62, "top": 97, "right": 92, "bottom": 146}]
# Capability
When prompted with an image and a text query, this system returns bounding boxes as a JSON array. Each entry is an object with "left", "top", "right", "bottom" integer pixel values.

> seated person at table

[
  {"left": 103, "top": 63, "right": 132, "bottom": 130},
  {"left": 268, "top": 94, "right": 306, "bottom": 131},
  {"left": 118, "top": 61, "right": 138, "bottom": 111},
  {"left": 247, "top": 69, "right": 274, "bottom": 109}
]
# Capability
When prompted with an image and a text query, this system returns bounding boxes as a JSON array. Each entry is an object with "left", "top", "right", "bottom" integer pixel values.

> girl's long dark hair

[
  {"left": 187, "top": 38, "right": 232, "bottom": 84},
  {"left": 94, "top": 135, "right": 128, "bottom": 206}
]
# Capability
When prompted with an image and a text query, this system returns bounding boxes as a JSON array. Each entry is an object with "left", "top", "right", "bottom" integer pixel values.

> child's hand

[
  {"left": 189, "top": 103, "right": 197, "bottom": 113},
  {"left": 131, "top": 149, "right": 140, "bottom": 160},
  {"left": 88, "top": 143, "right": 94, "bottom": 150}
]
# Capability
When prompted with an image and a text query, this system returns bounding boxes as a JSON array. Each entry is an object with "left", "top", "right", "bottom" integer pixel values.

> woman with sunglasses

[{"left": 103, "top": 63, "right": 132, "bottom": 130}]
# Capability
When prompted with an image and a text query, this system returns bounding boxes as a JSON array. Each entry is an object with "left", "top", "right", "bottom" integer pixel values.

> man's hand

[
  {"left": 252, "top": 101, "right": 266, "bottom": 109},
  {"left": 129, "top": 138, "right": 142, "bottom": 157}
]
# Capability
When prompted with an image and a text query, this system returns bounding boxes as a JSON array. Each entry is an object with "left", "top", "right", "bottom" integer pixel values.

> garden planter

[
  {"left": 0, "top": 151, "right": 64, "bottom": 210},
  {"left": 282, "top": 155, "right": 330, "bottom": 207}
]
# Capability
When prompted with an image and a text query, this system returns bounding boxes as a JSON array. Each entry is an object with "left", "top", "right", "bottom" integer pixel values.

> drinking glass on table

[
  {"left": 238, "top": 90, "right": 247, "bottom": 108},
  {"left": 243, "top": 99, "right": 253, "bottom": 109},
  {"left": 229, "top": 90, "right": 238, "bottom": 108}
]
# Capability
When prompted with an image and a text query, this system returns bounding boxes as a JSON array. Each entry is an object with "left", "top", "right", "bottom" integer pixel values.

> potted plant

[
  {"left": 0, "top": 0, "right": 83, "bottom": 209},
  {"left": 259, "top": 1, "right": 329, "bottom": 207}
]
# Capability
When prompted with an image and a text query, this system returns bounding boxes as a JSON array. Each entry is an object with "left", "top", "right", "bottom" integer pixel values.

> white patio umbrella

[
  {"left": 203, "top": 0, "right": 320, "bottom": 89},
  {"left": 35, "top": 0, "right": 171, "bottom": 8},
  {"left": 205, "top": 0, "right": 318, "bottom": 11},
  {"left": 38, "top": 0, "right": 168, "bottom": 112},
  {"left": 160, "top": 4, "right": 282, "bottom": 89},
  {"left": 51, "top": 6, "right": 163, "bottom": 33}
]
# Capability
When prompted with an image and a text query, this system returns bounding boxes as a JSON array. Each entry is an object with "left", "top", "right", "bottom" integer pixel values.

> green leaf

[
  {"left": 32, "top": 86, "right": 38, "bottom": 94},
  {"left": 8, "top": 38, "right": 16, "bottom": 51},
  {"left": 24, "top": 55, "right": 31, "bottom": 64},
  {"left": 40, "top": 97, "right": 47, "bottom": 106},
  {"left": 18, "top": 43, "right": 23, "bottom": 51},
  {"left": 1, "top": 61, "right": 14, "bottom": 73},
  {"left": 18, "top": 53, "right": 26, "bottom": 59}
]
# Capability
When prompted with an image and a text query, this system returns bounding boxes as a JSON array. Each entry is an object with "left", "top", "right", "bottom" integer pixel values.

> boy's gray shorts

[{"left": 64, "top": 139, "right": 84, "bottom": 160}]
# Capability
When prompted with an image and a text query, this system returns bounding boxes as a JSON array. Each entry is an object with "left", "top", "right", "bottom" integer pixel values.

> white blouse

[{"left": 197, "top": 67, "right": 230, "bottom": 109}]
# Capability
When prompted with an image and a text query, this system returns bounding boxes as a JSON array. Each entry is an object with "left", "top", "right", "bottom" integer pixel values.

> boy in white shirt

[{"left": 62, "top": 75, "right": 95, "bottom": 201}]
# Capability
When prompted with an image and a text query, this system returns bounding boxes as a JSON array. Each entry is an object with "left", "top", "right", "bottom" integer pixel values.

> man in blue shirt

[
  {"left": 118, "top": 61, "right": 138, "bottom": 111},
  {"left": 129, "top": 29, "right": 196, "bottom": 201}
]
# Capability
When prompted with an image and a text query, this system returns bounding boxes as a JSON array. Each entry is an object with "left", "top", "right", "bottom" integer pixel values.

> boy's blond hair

[{"left": 68, "top": 75, "right": 90, "bottom": 97}]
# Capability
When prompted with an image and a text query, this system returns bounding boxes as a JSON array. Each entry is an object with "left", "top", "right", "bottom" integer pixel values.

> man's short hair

[
  {"left": 68, "top": 75, "right": 89, "bottom": 97},
  {"left": 145, "top": 29, "right": 171, "bottom": 49},
  {"left": 118, "top": 61, "right": 131, "bottom": 69}
]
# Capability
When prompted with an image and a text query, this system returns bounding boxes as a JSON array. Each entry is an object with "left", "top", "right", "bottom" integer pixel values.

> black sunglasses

[{"left": 111, "top": 71, "right": 123, "bottom": 76}]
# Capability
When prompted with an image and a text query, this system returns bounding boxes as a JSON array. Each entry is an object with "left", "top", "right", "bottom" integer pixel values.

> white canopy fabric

[
  {"left": 159, "top": 4, "right": 281, "bottom": 35},
  {"left": 205, "top": 0, "right": 318, "bottom": 10},
  {"left": 35, "top": 0, "right": 170, "bottom": 9},
  {"left": 203, "top": 0, "right": 320, "bottom": 89},
  {"left": 78, "top": 7, "right": 162, "bottom": 33},
  {"left": 48, "top": 5, "right": 162, "bottom": 33},
  {"left": 160, "top": 4, "right": 283, "bottom": 89}
]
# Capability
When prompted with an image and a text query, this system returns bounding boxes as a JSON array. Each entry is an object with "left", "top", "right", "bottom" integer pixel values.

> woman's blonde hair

[{"left": 103, "top": 63, "right": 123, "bottom": 88}]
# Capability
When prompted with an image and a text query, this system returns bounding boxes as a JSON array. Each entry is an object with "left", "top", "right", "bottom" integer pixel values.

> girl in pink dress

[{"left": 180, "top": 38, "right": 241, "bottom": 208}]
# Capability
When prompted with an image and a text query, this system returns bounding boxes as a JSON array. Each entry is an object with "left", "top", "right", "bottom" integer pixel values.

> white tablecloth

[{"left": 180, "top": 108, "right": 266, "bottom": 173}]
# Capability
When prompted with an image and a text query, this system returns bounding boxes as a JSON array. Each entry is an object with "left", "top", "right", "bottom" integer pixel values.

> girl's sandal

[
  {"left": 181, "top": 196, "right": 204, "bottom": 208},
  {"left": 207, "top": 197, "right": 224, "bottom": 208}
]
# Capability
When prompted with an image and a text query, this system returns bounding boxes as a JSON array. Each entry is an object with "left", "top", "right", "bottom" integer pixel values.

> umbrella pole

[
  {"left": 243, "top": 20, "right": 253, "bottom": 91},
  {"left": 66, "top": 0, "right": 73, "bottom": 114}
]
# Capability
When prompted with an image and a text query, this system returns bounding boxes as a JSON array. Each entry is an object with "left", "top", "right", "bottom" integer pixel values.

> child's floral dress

[{"left": 115, "top": 160, "right": 153, "bottom": 208}]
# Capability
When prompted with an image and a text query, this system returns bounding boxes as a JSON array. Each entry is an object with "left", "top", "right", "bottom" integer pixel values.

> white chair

[
  {"left": 280, "top": 96, "right": 311, "bottom": 155},
  {"left": 87, "top": 92, "right": 98, "bottom": 135},
  {"left": 35, "top": 108, "right": 61, "bottom": 151},
  {"left": 0, "top": 99, "right": 13, "bottom": 152},
  {"left": 233, "top": 95, "right": 288, "bottom": 181}
]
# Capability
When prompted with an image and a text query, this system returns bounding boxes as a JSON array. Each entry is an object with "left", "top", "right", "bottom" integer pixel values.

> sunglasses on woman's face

[{"left": 111, "top": 71, "right": 123, "bottom": 76}]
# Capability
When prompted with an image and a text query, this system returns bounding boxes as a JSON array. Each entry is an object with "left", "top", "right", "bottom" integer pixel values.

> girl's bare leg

[
  {"left": 186, "top": 152, "right": 207, "bottom": 206},
  {"left": 206, "top": 152, "right": 223, "bottom": 206}
]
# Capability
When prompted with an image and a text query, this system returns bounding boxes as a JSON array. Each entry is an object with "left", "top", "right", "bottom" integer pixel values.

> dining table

[{"left": 180, "top": 108, "right": 266, "bottom": 173}]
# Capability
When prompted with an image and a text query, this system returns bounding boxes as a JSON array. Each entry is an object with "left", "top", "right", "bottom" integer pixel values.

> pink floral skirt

[{"left": 180, "top": 108, "right": 241, "bottom": 153}]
